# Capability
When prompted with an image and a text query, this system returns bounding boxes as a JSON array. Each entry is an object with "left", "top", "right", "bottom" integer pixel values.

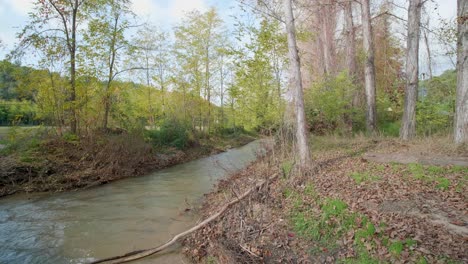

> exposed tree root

[{"left": 89, "top": 173, "right": 279, "bottom": 264}]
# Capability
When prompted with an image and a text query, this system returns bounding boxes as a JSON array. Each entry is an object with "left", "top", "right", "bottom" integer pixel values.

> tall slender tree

[
  {"left": 361, "top": 0, "right": 377, "bottom": 133},
  {"left": 19, "top": 0, "right": 89, "bottom": 134},
  {"left": 284, "top": 0, "right": 311, "bottom": 168},
  {"left": 400, "top": 0, "right": 423, "bottom": 140},
  {"left": 83, "top": 0, "right": 134, "bottom": 130},
  {"left": 454, "top": 0, "right": 468, "bottom": 144}
]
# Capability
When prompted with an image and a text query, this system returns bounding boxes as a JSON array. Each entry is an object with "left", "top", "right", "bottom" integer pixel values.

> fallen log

[{"left": 90, "top": 173, "right": 279, "bottom": 264}]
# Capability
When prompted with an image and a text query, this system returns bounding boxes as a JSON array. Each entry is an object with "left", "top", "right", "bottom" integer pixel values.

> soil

[
  {"left": 182, "top": 137, "right": 468, "bottom": 263},
  {"left": 0, "top": 133, "right": 255, "bottom": 197}
]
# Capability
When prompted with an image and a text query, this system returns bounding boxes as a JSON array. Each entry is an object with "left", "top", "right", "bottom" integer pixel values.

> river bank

[
  {"left": 0, "top": 131, "right": 255, "bottom": 197},
  {"left": 182, "top": 136, "right": 467, "bottom": 263}
]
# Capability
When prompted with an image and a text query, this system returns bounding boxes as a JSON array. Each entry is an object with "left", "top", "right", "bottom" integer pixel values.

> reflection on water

[{"left": 0, "top": 140, "right": 268, "bottom": 264}]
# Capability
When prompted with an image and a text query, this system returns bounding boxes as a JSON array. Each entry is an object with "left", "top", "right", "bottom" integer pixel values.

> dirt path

[{"left": 364, "top": 152, "right": 468, "bottom": 167}]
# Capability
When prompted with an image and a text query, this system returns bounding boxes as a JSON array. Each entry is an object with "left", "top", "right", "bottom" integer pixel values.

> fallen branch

[{"left": 90, "top": 173, "right": 279, "bottom": 264}]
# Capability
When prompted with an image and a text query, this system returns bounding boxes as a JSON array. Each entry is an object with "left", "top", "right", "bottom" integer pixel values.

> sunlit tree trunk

[
  {"left": 361, "top": 0, "right": 377, "bottom": 133},
  {"left": 284, "top": 0, "right": 311, "bottom": 168},
  {"left": 400, "top": 0, "right": 423, "bottom": 140},
  {"left": 454, "top": 0, "right": 468, "bottom": 144}
]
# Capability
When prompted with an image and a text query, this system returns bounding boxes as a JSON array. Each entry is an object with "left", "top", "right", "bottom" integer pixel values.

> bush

[
  {"left": 416, "top": 70, "right": 456, "bottom": 136},
  {"left": 305, "top": 72, "right": 362, "bottom": 134},
  {"left": 145, "top": 119, "right": 192, "bottom": 149}
]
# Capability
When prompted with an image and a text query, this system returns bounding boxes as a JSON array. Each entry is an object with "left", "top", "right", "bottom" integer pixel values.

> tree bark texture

[
  {"left": 454, "top": 0, "right": 468, "bottom": 144},
  {"left": 400, "top": 0, "right": 422, "bottom": 141},
  {"left": 284, "top": 0, "right": 312, "bottom": 168},
  {"left": 361, "top": 0, "right": 377, "bottom": 133}
]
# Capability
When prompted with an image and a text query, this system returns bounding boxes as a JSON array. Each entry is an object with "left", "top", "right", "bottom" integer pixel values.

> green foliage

[
  {"left": 62, "top": 132, "right": 79, "bottom": 143},
  {"left": 1, "top": 126, "right": 45, "bottom": 161},
  {"left": 435, "top": 177, "right": 450, "bottom": 190},
  {"left": 417, "top": 70, "right": 456, "bottom": 136},
  {"left": 305, "top": 72, "right": 360, "bottom": 134},
  {"left": 379, "top": 120, "right": 400, "bottom": 137},
  {"left": 350, "top": 172, "right": 381, "bottom": 184},
  {"left": 145, "top": 120, "right": 192, "bottom": 149},
  {"left": 388, "top": 240, "right": 404, "bottom": 256},
  {"left": 289, "top": 187, "right": 372, "bottom": 252},
  {"left": 406, "top": 164, "right": 452, "bottom": 191},
  {"left": 281, "top": 160, "right": 293, "bottom": 178}
]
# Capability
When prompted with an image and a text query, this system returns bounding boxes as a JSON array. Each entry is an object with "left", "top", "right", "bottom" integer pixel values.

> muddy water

[{"left": 0, "top": 140, "right": 268, "bottom": 264}]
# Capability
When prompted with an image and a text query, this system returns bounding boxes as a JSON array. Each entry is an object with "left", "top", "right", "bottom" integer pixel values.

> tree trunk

[
  {"left": 423, "top": 21, "right": 433, "bottom": 79},
  {"left": 70, "top": 4, "right": 78, "bottom": 134},
  {"left": 345, "top": 1, "right": 357, "bottom": 80},
  {"left": 400, "top": 0, "right": 423, "bottom": 141},
  {"left": 284, "top": 0, "right": 311, "bottom": 169},
  {"left": 361, "top": 0, "right": 377, "bottom": 133},
  {"left": 454, "top": 0, "right": 468, "bottom": 144},
  {"left": 319, "top": 0, "right": 336, "bottom": 76}
]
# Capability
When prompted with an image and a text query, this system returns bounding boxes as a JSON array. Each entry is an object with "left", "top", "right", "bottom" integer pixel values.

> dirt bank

[
  {"left": 0, "top": 133, "right": 255, "bottom": 197},
  {"left": 182, "top": 136, "right": 467, "bottom": 263}
]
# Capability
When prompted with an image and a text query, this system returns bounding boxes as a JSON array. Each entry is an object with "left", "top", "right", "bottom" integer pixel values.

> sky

[{"left": 0, "top": 0, "right": 458, "bottom": 75}]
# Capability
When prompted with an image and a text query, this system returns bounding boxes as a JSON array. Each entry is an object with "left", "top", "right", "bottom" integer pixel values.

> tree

[
  {"left": 454, "top": 0, "right": 468, "bottom": 144},
  {"left": 361, "top": 0, "right": 377, "bottom": 133},
  {"left": 344, "top": 0, "right": 356, "bottom": 82},
  {"left": 83, "top": 0, "right": 134, "bottom": 130},
  {"left": 174, "top": 8, "right": 224, "bottom": 134},
  {"left": 400, "top": 0, "right": 423, "bottom": 140},
  {"left": 284, "top": 0, "right": 311, "bottom": 168},
  {"left": 132, "top": 24, "right": 172, "bottom": 126},
  {"left": 18, "top": 0, "right": 89, "bottom": 134}
]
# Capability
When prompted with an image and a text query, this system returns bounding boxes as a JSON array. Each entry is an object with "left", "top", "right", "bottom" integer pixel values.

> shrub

[
  {"left": 305, "top": 72, "right": 362, "bottom": 134},
  {"left": 145, "top": 119, "right": 192, "bottom": 149}
]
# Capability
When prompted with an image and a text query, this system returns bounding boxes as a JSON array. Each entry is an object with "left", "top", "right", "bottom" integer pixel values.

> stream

[{"left": 0, "top": 140, "right": 268, "bottom": 264}]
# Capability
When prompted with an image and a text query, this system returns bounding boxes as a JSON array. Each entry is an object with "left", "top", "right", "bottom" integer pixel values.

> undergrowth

[{"left": 286, "top": 183, "right": 422, "bottom": 263}]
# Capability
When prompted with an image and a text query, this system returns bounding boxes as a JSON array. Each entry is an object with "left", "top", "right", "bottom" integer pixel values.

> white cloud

[
  {"left": 169, "top": 0, "right": 207, "bottom": 21},
  {"left": 131, "top": 0, "right": 160, "bottom": 17},
  {"left": 131, "top": 0, "right": 208, "bottom": 25},
  {"left": 2, "top": 0, "right": 34, "bottom": 17}
]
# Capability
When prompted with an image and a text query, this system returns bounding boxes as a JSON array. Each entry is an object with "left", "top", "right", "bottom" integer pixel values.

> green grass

[
  {"left": 388, "top": 240, "right": 404, "bottom": 256},
  {"left": 286, "top": 182, "right": 433, "bottom": 263},
  {"left": 435, "top": 177, "right": 450, "bottom": 190},
  {"left": 281, "top": 160, "right": 293, "bottom": 178},
  {"left": 350, "top": 172, "right": 381, "bottom": 184},
  {"left": 288, "top": 185, "right": 381, "bottom": 262},
  {"left": 0, "top": 126, "right": 10, "bottom": 138},
  {"left": 405, "top": 163, "right": 453, "bottom": 191}
]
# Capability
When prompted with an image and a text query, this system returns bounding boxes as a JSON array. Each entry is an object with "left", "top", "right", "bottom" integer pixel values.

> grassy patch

[
  {"left": 435, "top": 177, "right": 450, "bottom": 190},
  {"left": 350, "top": 172, "right": 381, "bottom": 184},
  {"left": 281, "top": 160, "right": 293, "bottom": 178},
  {"left": 288, "top": 185, "right": 381, "bottom": 262},
  {"left": 404, "top": 163, "right": 453, "bottom": 191}
]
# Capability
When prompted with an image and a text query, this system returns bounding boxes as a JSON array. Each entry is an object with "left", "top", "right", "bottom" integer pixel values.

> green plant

[
  {"left": 407, "top": 163, "right": 427, "bottom": 181},
  {"left": 435, "top": 177, "right": 450, "bottom": 190},
  {"left": 388, "top": 240, "right": 404, "bottom": 256},
  {"left": 350, "top": 172, "right": 380, "bottom": 184},
  {"left": 145, "top": 119, "right": 192, "bottom": 149},
  {"left": 281, "top": 160, "right": 293, "bottom": 178}
]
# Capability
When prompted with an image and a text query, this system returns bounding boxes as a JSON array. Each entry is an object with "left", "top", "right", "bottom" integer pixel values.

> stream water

[{"left": 0, "top": 140, "right": 268, "bottom": 264}]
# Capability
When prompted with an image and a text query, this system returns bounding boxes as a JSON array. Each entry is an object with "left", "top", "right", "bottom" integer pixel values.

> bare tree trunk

[
  {"left": 345, "top": 1, "right": 357, "bottom": 80},
  {"left": 284, "top": 0, "right": 311, "bottom": 168},
  {"left": 361, "top": 0, "right": 377, "bottom": 133},
  {"left": 70, "top": 2, "right": 78, "bottom": 134},
  {"left": 319, "top": 0, "right": 337, "bottom": 76},
  {"left": 423, "top": 18, "right": 433, "bottom": 79},
  {"left": 454, "top": 0, "right": 468, "bottom": 144},
  {"left": 400, "top": 0, "right": 423, "bottom": 141},
  {"left": 344, "top": 0, "right": 357, "bottom": 131}
]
